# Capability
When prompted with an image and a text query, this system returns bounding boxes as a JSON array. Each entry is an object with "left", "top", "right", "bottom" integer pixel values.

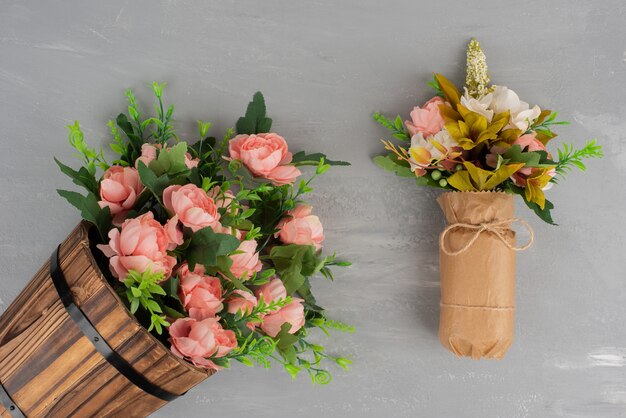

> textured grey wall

[{"left": 0, "top": 0, "right": 624, "bottom": 417}]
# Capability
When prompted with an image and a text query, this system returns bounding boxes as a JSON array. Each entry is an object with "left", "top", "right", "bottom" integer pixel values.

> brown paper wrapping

[{"left": 437, "top": 191, "right": 516, "bottom": 359}]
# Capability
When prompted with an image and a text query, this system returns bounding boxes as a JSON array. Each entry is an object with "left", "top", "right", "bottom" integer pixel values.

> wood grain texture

[{"left": 0, "top": 223, "right": 212, "bottom": 417}]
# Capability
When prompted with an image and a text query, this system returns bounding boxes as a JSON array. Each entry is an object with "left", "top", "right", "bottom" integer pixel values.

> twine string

[{"left": 439, "top": 218, "right": 534, "bottom": 256}]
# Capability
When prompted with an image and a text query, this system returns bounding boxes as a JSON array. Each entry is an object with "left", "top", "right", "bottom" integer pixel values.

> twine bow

[{"left": 439, "top": 218, "right": 534, "bottom": 256}]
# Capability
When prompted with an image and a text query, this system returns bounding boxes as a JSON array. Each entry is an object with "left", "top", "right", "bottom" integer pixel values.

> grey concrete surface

[{"left": 0, "top": 0, "right": 624, "bottom": 417}]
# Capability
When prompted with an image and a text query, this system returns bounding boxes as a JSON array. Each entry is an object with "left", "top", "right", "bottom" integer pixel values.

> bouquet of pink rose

[{"left": 56, "top": 84, "right": 352, "bottom": 382}]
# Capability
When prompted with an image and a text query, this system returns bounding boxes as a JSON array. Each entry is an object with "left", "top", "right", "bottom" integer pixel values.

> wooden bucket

[{"left": 0, "top": 222, "right": 211, "bottom": 417}]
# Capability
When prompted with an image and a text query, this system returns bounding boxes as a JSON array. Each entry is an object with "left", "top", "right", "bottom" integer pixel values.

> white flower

[
  {"left": 407, "top": 130, "right": 457, "bottom": 172},
  {"left": 432, "top": 129, "right": 457, "bottom": 150},
  {"left": 461, "top": 89, "right": 494, "bottom": 121},
  {"left": 489, "top": 85, "right": 541, "bottom": 131}
]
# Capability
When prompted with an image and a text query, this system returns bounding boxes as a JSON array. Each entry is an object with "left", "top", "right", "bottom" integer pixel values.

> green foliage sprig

[
  {"left": 373, "top": 112, "right": 411, "bottom": 141},
  {"left": 123, "top": 270, "right": 169, "bottom": 334},
  {"left": 554, "top": 139, "right": 604, "bottom": 181}
]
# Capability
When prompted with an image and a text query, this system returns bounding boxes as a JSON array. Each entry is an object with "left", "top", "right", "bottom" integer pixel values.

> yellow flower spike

[
  {"left": 465, "top": 38, "right": 492, "bottom": 98},
  {"left": 524, "top": 169, "right": 553, "bottom": 210}
]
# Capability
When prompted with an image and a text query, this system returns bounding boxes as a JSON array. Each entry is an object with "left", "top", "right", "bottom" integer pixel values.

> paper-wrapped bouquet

[{"left": 373, "top": 39, "right": 602, "bottom": 359}]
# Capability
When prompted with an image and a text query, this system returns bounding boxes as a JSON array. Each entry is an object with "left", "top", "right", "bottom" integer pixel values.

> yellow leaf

[
  {"left": 476, "top": 128, "right": 498, "bottom": 144},
  {"left": 456, "top": 104, "right": 472, "bottom": 119},
  {"left": 438, "top": 104, "right": 461, "bottom": 123},
  {"left": 445, "top": 121, "right": 471, "bottom": 142},
  {"left": 447, "top": 170, "right": 477, "bottom": 191},
  {"left": 534, "top": 109, "right": 552, "bottom": 126},
  {"left": 434, "top": 73, "right": 461, "bottom": 108},
  {"left": 463, "top": 161, "right": 491, "bottom": 190},
  {"left": 490, "top": 111, "right": 511, "bottom": 132},
  {"left": 482, "top": 163, "right": 525, "bottom": 190},
  {"left": 499, "top": 128, "right": 522, "bottom": 144},
  {"left": 468, "top": 114, "right": 488, "bottom": 138},
  {"left": 524, "top": 169, "right": 552, "bottom": 209},
  {"left": 458, "top": 161, "right": 525, "bottom": 191},
  {"left": 535, "top": 131, "right": 557, "bottom": 146}
]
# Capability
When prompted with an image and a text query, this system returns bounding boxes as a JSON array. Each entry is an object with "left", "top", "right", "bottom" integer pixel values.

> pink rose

[
  {"left": 260, "top": 299, "right": 305, "bottom": 338},
  {"left": 98, "top": 166, "right": 144, "bottom": 225},
  {"left": 275, "top": 205, "right": 324, "bottom": 250},
  {"left": 255, "top": 277, "right": 287, "bottom": 305},
  {"left": 226, "top": 290, "right": 258, "bottom": 315},
  {"left": 206, "top": 186, "right": 235, "bottom": 210},
  {"left": 178, "top": 264, "right": 223, "bottom": 320},
  {"left": 229, "top": 239, "right": 262, "bottom": 280},
  {"left": 513, "top": 133, "right": 546, "bottom": 152},
  {"left": 169, "top": 317, "right": 237, "bottom": 370},
  {"left": 163, "top": 184, "right": 221, "bottom": 232},
  {"left": 229, "top": 133, "right": 301, "bottom": 185},
  {"left": 96, "top": 212, "right": 177, "bottom": 281},
  {"left": 164, "top": 215, "right": 183, "bottom": 251},
  {"left": 136, "top": 143, "right": 199, "bottom": 169},
  {"left": 405, "top": 96, "right": 446, "bottom": 137}
]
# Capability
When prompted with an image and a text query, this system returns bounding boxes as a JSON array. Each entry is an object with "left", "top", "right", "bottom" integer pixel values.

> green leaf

[
  {"left": 137, "top": 161, "right": 171, "bottom": 199},
  {"left": 236, "top": 92, "right": 273, "bottom": 135},
  {"left": 54, "top": 158, "right": 99, "bottom": 196},
  {"left": 297, "top": 278, "right": 323, "bottom": 312},
  {"left": 116, "top": 113, "right": 142, "bottom": 154},
  {"left": 291, "top": 151, "right": 350, "bottom": 167},
  {"left": 554, "top": 139, "right": 603, "bottom": 180},
  {"left": 148, "top": 142, "right": 189, "bottom": 176},
  {"left": 275, "top": 323, "right": 298, "bottom": 351},
  {"left": 57, "top": 189, "right": 111, "bottom": 240},
  {"left": 427, "top": 74, "right": 445, "bottom": 98},
  {"left": 130, "top": 298, "right": 140, "bottom": 314},
  {"left": 503, "top": 145, "right": 557, "bottom": 169},
  {"left": 163, "top": 277, "right": 182, "bottom": 303},
  {"left": 163, "top": 306, "right": 186, "bottom": 319},
  {"left": 236, "top": 356, "right": 255, "bottom": 367},
  {"left": 373, "top": 154, "right": 414, "bottom": 178},
  {"left": 372, "top": 112, "right": 411, "bottom": 141},
  {"left": 511, "top": 185, "right": 557, "bottom": 225},
  {"left": 216, "top": 256, "right": 251, "bottom": 292},
  {"left": 186, "top": 227, "right": 241, "bottom": 270},
  {"left": 269, "top": 244, "right": 317, "bottom": 294}
]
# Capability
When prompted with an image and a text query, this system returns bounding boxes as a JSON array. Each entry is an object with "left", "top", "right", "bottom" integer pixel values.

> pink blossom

[
  {"left": 96, "top": 212, "right": 177, "bottom": 281},
  {"left": 229, "top": 239, "right": 262, "bottom": 280},
  {"left": 163, "top": 184, "right": 221, "bottom": 232},
  {"left": 169, "top": 317, "right": 237, "bottom": 370},
  {"left": 98, "top": 166, "right": 144, "bottom": 225},
  {"left": 275, "top": 204, "right": 324, "bottom": 250},
  {"left": 405, "top": 97, "right": 446, "bottom": 137},
  {"left": 178, "top": 263, "right": 224, "bottom": 320},
  {"left": 229, "top": 133, "right": 301, "bottom": 185}
]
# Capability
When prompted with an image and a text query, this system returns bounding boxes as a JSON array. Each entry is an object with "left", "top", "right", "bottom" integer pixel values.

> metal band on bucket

[
  {"left": 0, "top": 380, "right": 25, "bottom": 418},
  {"left": 49, "top": 245, "right": 183, "bottom": 402}
]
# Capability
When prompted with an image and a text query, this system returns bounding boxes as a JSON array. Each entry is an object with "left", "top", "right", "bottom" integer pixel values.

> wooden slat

[{"left": 0, "top": 223, "right": 212, "bottom": 417}]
